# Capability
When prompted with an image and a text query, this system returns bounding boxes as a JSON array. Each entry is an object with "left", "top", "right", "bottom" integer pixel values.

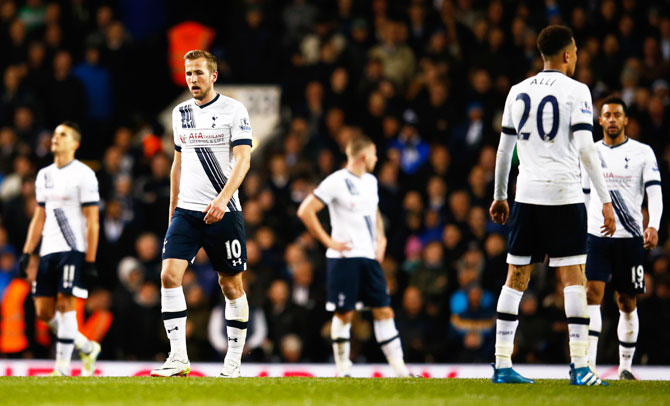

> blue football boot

[
  {"left": 491, "top": 363, "right": 535, "bottom": 384},
  {"left": 569, "top": 363, "right": 609, "bottom": 386}
]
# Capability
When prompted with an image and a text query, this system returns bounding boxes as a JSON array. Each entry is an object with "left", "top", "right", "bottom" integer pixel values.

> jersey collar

[
  {"left": 56, "top": 159, "right": 76, "bottom": 169},
  {"left": 601, "top": 137, "right": 629, "bottom": 149},
  {"left": 195, "top": 93, "right": 220, "bottom": 109},
  {"left": 541, "top": 69, "right": 565, "bottom": 75}
]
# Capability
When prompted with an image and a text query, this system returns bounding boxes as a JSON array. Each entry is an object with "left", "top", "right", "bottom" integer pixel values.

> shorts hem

[
  {"left": 549, "top": 255, "right": 586, "bottom": 267},
  {"left": 507, "top": 254, "right": 531, "bottom": 265}
]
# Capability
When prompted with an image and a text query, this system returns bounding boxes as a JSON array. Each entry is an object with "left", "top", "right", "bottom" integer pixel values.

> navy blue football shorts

[
  {"left": 586, "top": 235, "right": 645, "bottom": 294},
  {"left": 163, "top": 207, "right": 247, "bottom": 275},
  {"left": 33, "top": 251, "right": 88, "bottom": 299},
  {"left": 507, "top": 202, "right": 587, "bottom": 267},
  {"left": 326, "top": 257, "right": 391, "bottom": 312}
]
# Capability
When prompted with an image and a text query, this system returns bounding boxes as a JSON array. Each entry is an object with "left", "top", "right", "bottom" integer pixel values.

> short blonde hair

[
  {"left": 184, "top": 50, "right": 217, "bottom": 73},
  {"left": 345, "top": 133, "right": 374, "bottom": 158}
]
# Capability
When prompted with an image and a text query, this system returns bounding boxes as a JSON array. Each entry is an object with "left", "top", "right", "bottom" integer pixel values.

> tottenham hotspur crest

[{"left": 624, "top": 156, "right": 630, "bottom": 169}]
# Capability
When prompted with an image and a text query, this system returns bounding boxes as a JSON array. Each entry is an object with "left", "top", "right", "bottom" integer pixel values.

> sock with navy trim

[
  {"left": 55, "top": 311, "right": 77, "bottom": 373},
  {"left": 587, "top": 304, "right": 601, "bottom": 369},
  {"left": 331, "top": 316, "right": 351, "bottom": 375},
  {"left": 224, "top": 293, "right": 249, "bottom": 365},
  {"left": 618, "top": 309, "right": 638, "bottom": 372},
  {"left": 564, "top": 285, "right": 589, "bottom": 368},
  {"left": 374, "top": 318, "right": 409, "bottom": 377},
  {"left": 495, "top": 285, "right": 523, "bottom": 369},
  {"left": 161, "top": 287, "right": 188, "bottom": 358}
]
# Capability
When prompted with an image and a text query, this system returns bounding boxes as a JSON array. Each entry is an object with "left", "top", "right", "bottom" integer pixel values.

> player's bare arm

[
  {"left": 575, "top": 132, "right": 616, "bottom": 237},
  {"left": 82, "top": 205, "right": 99, "bottom": 263},
  {"left": 375, "top": 209, "right": 387, "bottom": 263},
  {"left": 203, "top": 144, "right": 251, "bottom": 224},
  {"left": 23, "top": 205, "right": 46, "bottom": 255},
  {"left": 297, "top": 194, "right": 351, "bottom": 253},
  {"left": 19, "top": 205, "right": 46, "bottom": 276},
  {"left": 168, "top": 150, "right": 181, "bottom": 225},
  {"left": 600, "top": 203, "right": 616, "bottom": 237}
]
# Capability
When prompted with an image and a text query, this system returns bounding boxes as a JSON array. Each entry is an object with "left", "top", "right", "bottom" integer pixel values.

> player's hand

[
  {"left": 18, "top": 253, "right": 30, "bottom": 278},
  {"left": 375, "top": 236, "right": 387, "bottom": 263},
  {"left": 601, "top": 202, "right": 616, "bottom": 237},
  {"left": 328, "top": 239, "right": 352, "bottom": 254},
  {"left": 203, "top": 196, "right": 228, "bottom": 224},
  {"left": 643, "top": 227, "right": 659, "bottom": 250},
  {"left": 489, "top": 200, "right": 510, "bottom": 225},
  {"left": 83, "top": 262, "right": 99, "bottom": 287}
]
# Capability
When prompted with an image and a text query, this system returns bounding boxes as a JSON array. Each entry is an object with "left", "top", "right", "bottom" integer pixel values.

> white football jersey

[
  {"left": 582, "top": 138, "right": 661, "bottom": 238},
  {"left": 172, "top": 93, "right": 252, "bottom": 212},
  {"left": 313, "top": 169, "right": 379, "bottom": 259},
  {"left": 35, "top": 160, "right": 99, "bottom": 256},
  {"left": 501, "top": 70, "right": 595, "bottom": 205}
]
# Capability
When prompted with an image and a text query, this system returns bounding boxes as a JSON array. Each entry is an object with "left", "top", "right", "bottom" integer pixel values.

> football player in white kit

[
  {"left": 298, "top": 134, "right": 413, "bottom": 378},
  {"left": 19, "top": 121, "right": 102, "bottom": 376},
  {"left": 582, "top": 98, "right": 663, "bottom": 380},
  {"left": 150, "top": 50, "right": 252, "bottom": 378},
  {"left": 489, "top": 25, "right": 616, "bottom": 386}
]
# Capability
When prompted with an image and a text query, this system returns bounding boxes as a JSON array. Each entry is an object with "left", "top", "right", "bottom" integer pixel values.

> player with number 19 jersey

[{"left": 500, "top": 70, "right": 595, "bottom": 206}]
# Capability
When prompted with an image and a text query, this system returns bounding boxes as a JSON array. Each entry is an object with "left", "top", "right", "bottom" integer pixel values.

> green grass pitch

[{"left": 1, "top": 377, "right": 669, "bottom": 406}]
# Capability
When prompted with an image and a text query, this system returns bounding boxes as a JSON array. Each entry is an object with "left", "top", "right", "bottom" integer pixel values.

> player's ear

[
  {"left": 623, "top": 116, "right": 629, "bottom": 126},
  {"left": 211, "top": 70, "right": 218, "bottom": 83}
]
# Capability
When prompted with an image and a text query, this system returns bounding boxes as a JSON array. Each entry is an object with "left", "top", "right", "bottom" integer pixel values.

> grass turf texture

[{"left": 1, "top": 377, "right": 669, "bottom": 406}]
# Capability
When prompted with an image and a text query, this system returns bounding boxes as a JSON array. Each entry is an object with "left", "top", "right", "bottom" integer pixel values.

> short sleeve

[
  {"left": 500, "top": 87, "right": 517, "bottom": 136},
  {"left": 79, "top": 169, "right": 100, "bottom": 206},
  {"left": 643, "top": 146, "right": 662, "bottom": 189},
  {"left": 172, "top": 107, "right": 183, "bottom": 152},
  {"left": 570, "top": 84, "right": 594, "bottom": 132},
  {"left": 35, "top": 170, "right": 45, "bottom": 206},
  {"left": 231, "top": 103, "right": 253, "bottom": 147},
  {"left": 313, "top": 174, "right": 338, "bottom": 205}
]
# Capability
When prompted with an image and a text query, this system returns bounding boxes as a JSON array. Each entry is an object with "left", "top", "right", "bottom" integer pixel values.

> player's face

[
  {"left": 363, "top": 144, "right": 378, "bottom": 172},
  {"left": 566, "top": 39, "right": 577, "bottom": 77},
  {"left": 185, "top": 58, "right": 217, "bottom": 101},
  {"left": 51, "top": 125, "right": 79, "bottom": 154},
  {"left": 599, "top": 103, "right": 628, "bottom": 138}
]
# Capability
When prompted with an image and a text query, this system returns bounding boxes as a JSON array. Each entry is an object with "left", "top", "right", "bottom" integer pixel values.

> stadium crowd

[{"left": 1, "top": 0, "right": 669, "bottom": 366}]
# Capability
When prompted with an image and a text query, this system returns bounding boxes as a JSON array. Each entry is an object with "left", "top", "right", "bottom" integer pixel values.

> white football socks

[
  {"left": 587, "top": 304, "right": 601, "bottom": 370},
  {"left": 224, "top": 293, "right": 249, "bottom": 366},
  {"left": 161, "top": 287, "right": 188, "bottom": 358},
  {"left": 564, "top": 285, "right": 590, "bottom": 369},
  {"left": 48, "top": 313, "right": 95, "bottom": 355},
  {"left": 618, "top": 308, "right": 638, "bottom": 372},
  {"left": 330, "top": 316, "right": 352, "bottom": 376},
  {"left": 495, "top": 285, "right": 523, "bottom": 369},
  {"left": 374, "top": 318, "right": 409, "bottom": 377},
  {"left": 55, "top": 311, "right": 77, "bottom": 373}
]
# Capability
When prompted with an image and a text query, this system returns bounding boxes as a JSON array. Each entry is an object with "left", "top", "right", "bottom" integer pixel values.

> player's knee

[
  {"left": 35, "top": 305, "right": 55, "bottom": 322},
  {"left": 160, "top": 269, "right": 181, "bottom": 288},
  {"left": 218, "top": 274, "right": 244, "bottom": 299},
  {"left": 372, "top": 306, "right": 394, "bottom": 320},
  {"left": 586, "top": 284, "right": 604, "bottom": 305},
  {"left": 334, "top": 311, "right": 354, "bottom": 324},
  {"left": 507, "top": 267, "right": 530, "bottom": 291},
  {"left": 617, "top": 294, "right": 636, "bottom": 313}
]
